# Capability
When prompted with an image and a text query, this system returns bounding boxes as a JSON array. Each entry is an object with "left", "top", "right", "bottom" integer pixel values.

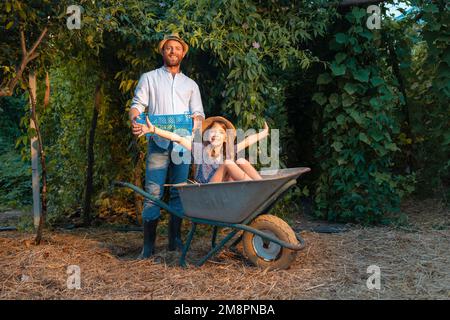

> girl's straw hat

[{"left": 202, "top": 116, "right": 236, "bottom": 136}]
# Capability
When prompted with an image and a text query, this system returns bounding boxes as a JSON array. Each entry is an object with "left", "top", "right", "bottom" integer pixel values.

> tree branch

[
  {"left": 20, "top": 29, "right": 27, "bottom": 56},
  {"left": 0, "top": 27, "right": 48, "bottom": 97},
  {"left": 28, "top": 27, "right": 48, "bottom": 57}
]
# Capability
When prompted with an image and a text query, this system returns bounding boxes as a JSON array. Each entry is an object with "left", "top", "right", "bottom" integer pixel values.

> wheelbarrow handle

[{"left": 112, "top": 181, "right": 185, "bottom": 219}]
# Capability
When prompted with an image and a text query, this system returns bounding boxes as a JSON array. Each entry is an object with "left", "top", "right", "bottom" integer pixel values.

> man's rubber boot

[
  {"left": 168, "top": 215, "right": 184, "bottom": 251},
  {"left": 138, "top": 219, "right": 158, "bottom": 259}
]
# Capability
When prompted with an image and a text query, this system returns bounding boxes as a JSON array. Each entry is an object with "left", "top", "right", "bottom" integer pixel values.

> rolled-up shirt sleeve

[
  {"left": 190, "top": 83, "right": 205, "bottom": 118},
  {"left": 130, "top": 73, "right": 150, "bottom": 114}
]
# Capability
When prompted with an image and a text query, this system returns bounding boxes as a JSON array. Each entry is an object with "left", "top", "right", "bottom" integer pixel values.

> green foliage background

[{"left": 0, "top": 0, "right": 448, "bottom": 224}]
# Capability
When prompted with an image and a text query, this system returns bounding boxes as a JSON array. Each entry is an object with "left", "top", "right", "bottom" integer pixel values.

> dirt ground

[{"left": 0, "top": 198, "right": 449, "bottom": 300}]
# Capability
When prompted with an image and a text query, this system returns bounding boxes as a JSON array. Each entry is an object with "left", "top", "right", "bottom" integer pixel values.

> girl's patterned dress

[
  {"left": 194, "top": 153, "right": 222, "bottom": 183},
  {"left": 192, "top": 142, "right": 236, "bottom": 184}
]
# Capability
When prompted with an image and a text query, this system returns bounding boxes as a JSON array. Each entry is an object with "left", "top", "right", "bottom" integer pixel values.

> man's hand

[
  {"left": 130, "top": 109, "right": 142, "bottom": 137},
  {"left": 192, "top": 114, "right": 204, "bottom": 132},
  {"left": 131, "top": 119, "right": 143, "bottom": 137},
  {"left": 131, "top": 115, "right": 155, "bottom": 138}
]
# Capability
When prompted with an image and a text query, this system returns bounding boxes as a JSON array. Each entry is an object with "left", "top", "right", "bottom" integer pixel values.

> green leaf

[
  {"left": 360, "top": 30, "right": 373, "bottom": 40},
  {"left": 335, "top": 33, "right": 348, "bottom": 44},
  {"left": 352, "top": 8, "right": 366, "bottom": 20},
  {"left": 329, "top": 94, "right": 340, "bottom": 108},
  {"left": 335, "top": 52, "right": 347, "bottom": 64},
  {"left": 369, "top": 97, "right": 381, "bottom": 109},
  {"left": 336, "top": 114, "right": 347, "bottom": 126},
  {"left": 312, "top": 93, "right": 327, "bottom": 106},
  {"left": 385, "top": 142, "right": 399, "bottom": 151},
  {"left": 442, "top": 132, "right": 450, "bottom": 146},
  {"left": 343, "top": 82, "right": 358, "bottom": 95},
  {"left": 352, "top": 153, "right": 364, "bottom": 165},
  {"left": 352, "top": 69, "right": 370, "bottom": 82},
  {"left": 234, "top": 102, "right": 241, "bottom": 115},
  {"left": 370, "top": 76, "right": 384, "bottom": 87},
  {"left": 331, "top": 141, "right": 343, "bottom": 152},
  {"left": 5, "top": 21, "right": 14, "bottom": 30},
  {"left": 371, "top": 131, "right": 384, "bottom": 142},
  {"left": 317, "top": 73, "right": 332, "bottom": 85},
  {"left": 342, "top": 94, "right": 355, "bottom": 107},
  {"left": 330, "top": 62, "right": 346, "bottom": 76},
  {"left": 358, "top": 132, "right": 370, "bottom": 145},
  {"left": 349, "top": 109, "right": 363, "bottom": 124}
]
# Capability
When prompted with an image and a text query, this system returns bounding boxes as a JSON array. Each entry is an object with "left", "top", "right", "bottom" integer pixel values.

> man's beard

[{"left": 164, "top": 56, "right": 181, "bottom": 67}]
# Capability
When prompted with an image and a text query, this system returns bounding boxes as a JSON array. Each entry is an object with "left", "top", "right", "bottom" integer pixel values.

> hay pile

[{"left": 0, "top": 198, "right": 448, "bottom": 299}]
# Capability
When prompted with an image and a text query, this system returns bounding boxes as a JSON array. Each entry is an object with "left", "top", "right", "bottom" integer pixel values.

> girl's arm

[
  {"left": 138, "top": 116, "right": 192, "bottom": 151},
  {"left": 236, "top": 121, "right": 269, "bottom": 152}
]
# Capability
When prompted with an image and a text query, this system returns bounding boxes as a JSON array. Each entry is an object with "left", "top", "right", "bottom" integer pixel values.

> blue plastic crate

[{"left": 135, "top": 112, "right": 193, "bottom": 138}]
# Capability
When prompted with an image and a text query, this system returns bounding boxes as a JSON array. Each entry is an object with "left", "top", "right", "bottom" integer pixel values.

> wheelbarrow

[{"left": 114, "top": 167, "right": 311, "bottom": 270}]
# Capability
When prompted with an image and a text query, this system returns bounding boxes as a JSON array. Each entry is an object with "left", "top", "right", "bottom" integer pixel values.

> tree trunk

[
  {"left": 29, "top": 71, "right": 48, "bottom": 245},
  {"left": 29, "top": 73, "right": 41, "bottom": 231},
  {"left": 83, "top": 84, "right": 101, "bottom": 225}
]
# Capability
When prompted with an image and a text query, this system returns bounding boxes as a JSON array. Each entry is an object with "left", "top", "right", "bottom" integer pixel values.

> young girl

[{"left": 137, "top": 116, "right": 269, "bottom": 183}]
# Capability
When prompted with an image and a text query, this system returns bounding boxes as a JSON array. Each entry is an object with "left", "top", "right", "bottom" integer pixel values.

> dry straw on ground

[{"left": 0, "top": 198, "right": 449, "bottom": 299}]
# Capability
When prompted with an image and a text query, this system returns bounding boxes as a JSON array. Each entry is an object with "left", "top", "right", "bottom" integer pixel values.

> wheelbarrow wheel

[{"left": 242, "top": 214, "right": 298, "bottom": 270}]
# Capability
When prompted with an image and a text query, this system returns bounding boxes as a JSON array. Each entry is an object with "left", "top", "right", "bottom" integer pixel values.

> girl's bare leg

[
  {"left": 210, "top": 159, "right": 261, "bottom": 182},
  {"left": 224, "top": 173, "right": 235, "bottom": 182},
  {"left": 235, "top": 158, "right": 262, "bottom": 180},
  {"left": 225, "top": 160, "right": 252, "bottom": 181},
  {"left": 209, "top": 164, "right": 227, "bottom": 183}
]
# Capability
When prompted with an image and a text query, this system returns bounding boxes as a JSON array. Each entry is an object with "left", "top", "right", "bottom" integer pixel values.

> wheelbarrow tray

[{"left": 176, "top": 167, "right": 311, "bottom": 223}]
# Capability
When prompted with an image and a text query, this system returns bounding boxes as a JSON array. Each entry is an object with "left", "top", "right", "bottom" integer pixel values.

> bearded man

[{"left": 129, "top": 33, "right": 205, "bottom": 258}]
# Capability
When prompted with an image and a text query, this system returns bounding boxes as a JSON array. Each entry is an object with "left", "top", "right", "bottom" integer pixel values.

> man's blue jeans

[{"left": 142, "top": 138, "right": 189, "bottom": 222}]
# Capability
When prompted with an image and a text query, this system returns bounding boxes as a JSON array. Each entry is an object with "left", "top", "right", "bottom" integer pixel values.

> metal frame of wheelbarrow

[{"left": 114, "top": 177, "right": 306, "bottom": 268}]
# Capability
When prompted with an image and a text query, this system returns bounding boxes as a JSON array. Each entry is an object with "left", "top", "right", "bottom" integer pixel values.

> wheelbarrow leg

[
  {"left": 211, "top": 226, "right": 218, "bottom": 249},
  {"left": 196, "top": 229, "right": 238, "bottom": 267},
  {"left": 229, "top": 234, "right": 242, "bottom": 250},
  {"left": 179, "top": 222, "right": 197, "bottom": 268}
]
